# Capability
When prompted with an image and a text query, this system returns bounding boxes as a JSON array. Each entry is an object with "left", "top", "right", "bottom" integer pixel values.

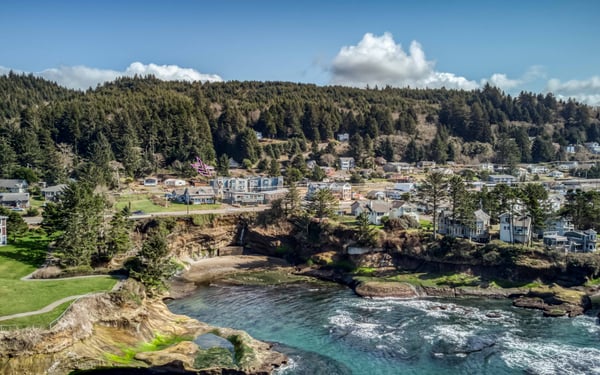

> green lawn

[
  {"left": 114, "top": 194, "right": 220, "bottom": 213},
  {"left": 0, "top": 235, "right": 118, "bottom": 318},
  {"left": 0, "top": 301, "right": 73, "bottom": 328}
]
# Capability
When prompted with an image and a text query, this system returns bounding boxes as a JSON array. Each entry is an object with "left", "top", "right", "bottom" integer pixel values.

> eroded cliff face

[
  {"left": 166, "top": 215, "right": 243, "bottom": 261},
  {"left": 0, "top": 280, "right": 285, "bottom": 375}
]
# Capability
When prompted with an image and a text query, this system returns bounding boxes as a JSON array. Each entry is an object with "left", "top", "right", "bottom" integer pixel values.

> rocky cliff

[{"left": 0, "top": 280, "right": 286, "bottom": 375}]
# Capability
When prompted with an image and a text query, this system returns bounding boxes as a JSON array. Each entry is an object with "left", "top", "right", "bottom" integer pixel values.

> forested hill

[{"left": 0, "top": 74, "right": 599, "bottom": 186}]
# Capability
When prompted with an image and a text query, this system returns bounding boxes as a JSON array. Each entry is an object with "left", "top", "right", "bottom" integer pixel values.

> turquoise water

[{"left": 168, "top": 282, "right": 600, "bottom": 375}]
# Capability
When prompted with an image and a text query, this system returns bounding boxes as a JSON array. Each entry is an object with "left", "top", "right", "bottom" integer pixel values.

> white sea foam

[
  {"left": 328, "top": 310, "right": 382, "bottom": 340},
  {"left": 500, "top": 332, "right": 600, "bottom": 375}
]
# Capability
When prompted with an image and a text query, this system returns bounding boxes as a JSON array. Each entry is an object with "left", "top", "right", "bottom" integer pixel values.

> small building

[
  {"left": 393, "top": 182, "right": 416, "bottom": 193},
  {"left": 0, "top": 193, "right": 30, "bottom": 209},
  {"left": 417, "top": 161, "right": 436, "bottom": 169},
  {"left": 565, "top": 145, "right": 577, "bottom": 154},
  {"left": 164, "top": 179, "right": 187, "bottom": 187},
  {"left": 528, "top": 165, "right": 549, "bottom": 174},
  {"left": 339, "top": 157, "right": 355, "bottom": 171},
  {"left": 488, "top": 174, "right": 517, "bottom": 185},
  {"left": 0, "top": 179, "right": 28, "bottom": 193},
  {"left": 558, "top": 161, "right": 578, "bottom": 171},
  {"left": 479, "top": 163, "right": 495, "bottom": 172},
  {"left": 0, "top": 215, "right": 7, "bottom": 246},
  {"left": 337, "top": 133, "right": 350, "bottom": 142},
  {"left": 499, "top": 213, "right": 532, "bottom": 244},
  {"left": 143, "top": 177, "right": 159, "bottom": 187},
  {"left": 547, "top": 170, "right": 564, "bottom": 179},
  {"left": 41, "top": 184, "right": 67, "bottom": 201},
  {"left": 255, "top": 131, "right": 263, "bottom": 140},
  {"left": 383, "top": 162, "right": 414, "bottom": 174}
]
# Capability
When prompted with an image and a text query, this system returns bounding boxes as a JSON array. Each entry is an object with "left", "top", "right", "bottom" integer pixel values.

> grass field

[
  {"left": 0, "top": 301, "right": 73, "bottom": 328},
  {"left": 114, "top": 193, "right": 220, "bottom": 213},
  {"left": 0, "top": 235, "right": 118, "bottom": 319}
]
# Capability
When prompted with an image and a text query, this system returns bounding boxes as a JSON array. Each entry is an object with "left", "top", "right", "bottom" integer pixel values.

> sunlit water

[{"left": 167, "top": 282, "right": 600, "bottom": 375}]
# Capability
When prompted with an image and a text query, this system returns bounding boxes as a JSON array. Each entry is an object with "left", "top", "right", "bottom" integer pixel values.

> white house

[
  {"left": 337, "top": 133, "right": 350, "bottom": 142},
  {"left": 479, "top": 162, "right": 495, "bottom": 172},
  {"left": 353, "top": 200, "right": 392, "bottom": 225},
  {"left": 547, "top": 170, "right": 565, "bottom": 179},
  {"left": 307, "top": 182, "right": 352, "bottom": 201},
  {"left": 164, "top": 178, "right": 187, "bottom": 187},
  {"left": 528, "top": 165, "right": 549, "bottom": 174},
  {"left": 565, "top": 145, "right": 577, "bottom": 154},
  {"left": 339, "top": 157, "right": 355, "bottom": 171},
  {"left": 393, "top": 182, "right": 416, "bottom": 193},
  {"left": 0, "top": 215, "right": 7, "bottom": 246},
  {"left": 437, "top": 209, "right": 490, "bottom": 242},
  {"left": 488, "top": 175, "right": 517, "bottom": 185},
  {"left": 143, "top": 177, "right": 159, "bottom": 186},
  {"left": 499, "top": 213, "right": 532, "bottom": 244},
  {"left": 0, "top": 179, "right": 28, "bottom": 193},
  {"left": 558, "top": 161, "right": 578, "bottom": 171},
  {"left": 417, "top": 161, "right": 436, "bottom": 169},
  {"left": 389, "top": 201, "right": 420, "bottom": 222},
  {"left": 41, "top": 184, "right": 67, "bottom": 201}
]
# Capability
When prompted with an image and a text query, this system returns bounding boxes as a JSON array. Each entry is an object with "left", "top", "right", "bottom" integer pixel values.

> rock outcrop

[{"left": 0, "top": 280, "right": 286, "bottom": 375}]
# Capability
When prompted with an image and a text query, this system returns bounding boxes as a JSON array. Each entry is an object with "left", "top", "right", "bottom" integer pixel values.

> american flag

[{"left": 191, "top": 156, "right": 212, "bottom": 177}]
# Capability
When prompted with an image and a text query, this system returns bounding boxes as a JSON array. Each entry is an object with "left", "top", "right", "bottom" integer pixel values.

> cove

[{"left": 167, "top": 282, "right": 600, "bottom": 375}]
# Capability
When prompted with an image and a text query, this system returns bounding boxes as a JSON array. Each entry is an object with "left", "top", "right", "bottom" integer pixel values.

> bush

[
  {"left": 384, "top": 216, "right": 420, "bottom": 231},
  {"left": 25, "top": 207, "right": 39, "bottom": 217}
]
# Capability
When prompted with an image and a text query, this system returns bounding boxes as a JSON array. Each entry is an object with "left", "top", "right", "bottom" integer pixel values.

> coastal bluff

[{"left": 0, "top": 279, "right": 286, "bottom": 375}]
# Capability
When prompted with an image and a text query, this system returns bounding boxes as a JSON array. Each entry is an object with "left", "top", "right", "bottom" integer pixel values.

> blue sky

[{"left": 1, "top": 0, "right": 599, "bottom": 104}]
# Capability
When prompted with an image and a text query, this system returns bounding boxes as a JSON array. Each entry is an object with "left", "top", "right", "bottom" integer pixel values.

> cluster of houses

[
  {"left": 565, "top": 142, "right": 600, "bottom": 155},
  {"left": 164, "top": 176, "right": 287, "bottom": 206}
]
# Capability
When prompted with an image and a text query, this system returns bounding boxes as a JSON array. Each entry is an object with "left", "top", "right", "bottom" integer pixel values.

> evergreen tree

[
  {"left": 307, "top": 188, "right": 338, "bottom": 220},
  {"left": 128, "top": 223, "right": 176, "bottom": 295},
  {"left": 404, "top": 138, "right": 423, "bottom": 163},
  {"left": 45, "top": 181, "right": 107, "bottom": 267},
  {"left": 355, "top": 212, "right": 378, "bottom": 247},
  {"left": 418, "top": 171, "right": 448, "bottom": 237}
]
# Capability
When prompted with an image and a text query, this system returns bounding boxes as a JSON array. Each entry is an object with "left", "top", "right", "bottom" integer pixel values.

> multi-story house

[
  {"left": 499, "top": 213, "right": 532, "bottom": 244},
  {"left": 437, "top": 209, "right": 490, "bottom": 242},
  {"left": 339, "top": 157, "right": 355, "bottom": 171},
  {"left": 307, "top": 182, "right": 352, "bottom": 201}
]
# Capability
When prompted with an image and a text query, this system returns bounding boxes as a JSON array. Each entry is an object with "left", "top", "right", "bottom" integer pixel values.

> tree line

[{"left": 1, "top": 75, "right": 598, "bottom": 188}]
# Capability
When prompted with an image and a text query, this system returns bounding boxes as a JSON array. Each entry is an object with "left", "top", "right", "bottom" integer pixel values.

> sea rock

[
  {"left": 512, "top": 286, "right": 591, "bottom": 317},
  {"left": 354, "top": 281, "right": 419, "bottom": 298}
]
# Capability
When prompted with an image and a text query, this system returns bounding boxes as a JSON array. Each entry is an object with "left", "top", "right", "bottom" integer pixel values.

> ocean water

[{"left": 167, "top": 282, "right": 600, "bottom": 375}]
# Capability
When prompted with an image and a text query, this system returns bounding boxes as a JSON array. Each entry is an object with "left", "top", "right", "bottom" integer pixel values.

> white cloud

[
  {"left": 546, "top": 76, "right": 600, "bottom": 106},
  {"left": 330, "top": 32, "right": 479, "bottom": 90},
  {"left": 0, "top": 62, "right": 222, "bottom": 90}
]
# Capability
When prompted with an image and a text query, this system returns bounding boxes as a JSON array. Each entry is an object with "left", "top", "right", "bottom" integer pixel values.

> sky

[{"left": 1, "top": 0, "right": 599, "bottom": 105}]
